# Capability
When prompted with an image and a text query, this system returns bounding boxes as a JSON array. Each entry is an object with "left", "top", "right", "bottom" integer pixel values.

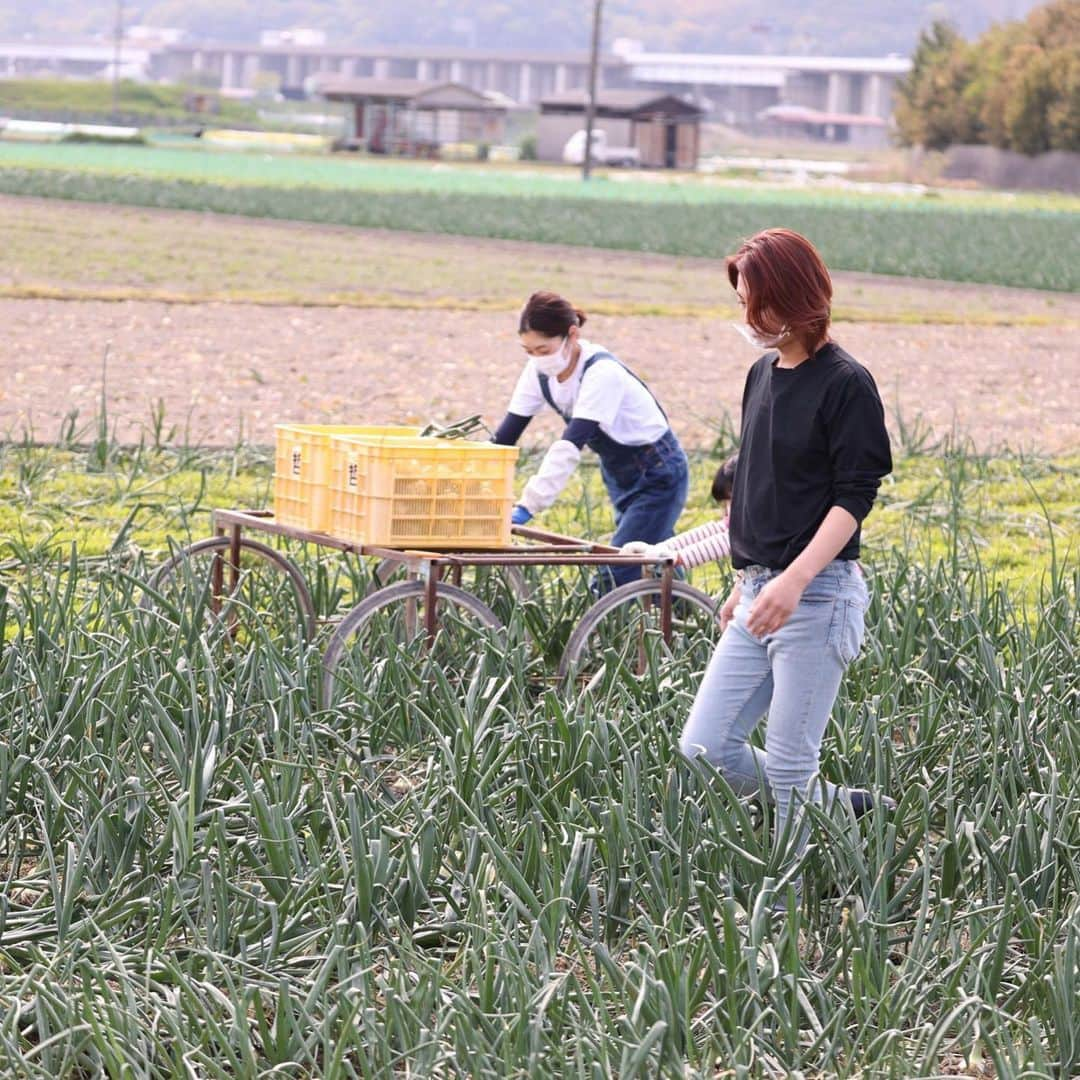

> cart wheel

[
  {"left": 558, "top": 578, "right": 722, "bottom": 690},
  {"left": 322, "top": 580, "right": 504, "bottom": 706},
  {"left": 139, "top": 536, "right": 317, "bottom": 648}
]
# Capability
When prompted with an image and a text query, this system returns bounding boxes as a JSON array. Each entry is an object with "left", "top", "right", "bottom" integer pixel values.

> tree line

[{"left": 895, "top": 0, "right": 1080, "bottom": 154}]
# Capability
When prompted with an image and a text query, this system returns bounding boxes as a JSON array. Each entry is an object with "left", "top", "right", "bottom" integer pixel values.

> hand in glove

[
  {"left": 620, "top": 540, "right": 678, "bottom": 564},
  {"left": 511, "top": 505, "right": 533, "bottom": 526}
]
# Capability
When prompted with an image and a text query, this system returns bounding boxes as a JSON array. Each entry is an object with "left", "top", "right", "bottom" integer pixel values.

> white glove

[
  {"left": 518, "top": 439, "right": 581, "bottom": 516},
  {"left": 620, "top": 541, "right": 677, "bottom": 562}
]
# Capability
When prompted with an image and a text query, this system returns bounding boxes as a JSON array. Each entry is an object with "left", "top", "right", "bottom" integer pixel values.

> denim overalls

[{"left": 539, "top": 351, "right": 689, "bottom": 588}]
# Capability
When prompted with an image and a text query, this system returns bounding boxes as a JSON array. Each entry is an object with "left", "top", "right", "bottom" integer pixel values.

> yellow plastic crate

[
  {"left": 274, "top": 424, "right": 419, "bottom": 532},
  {"left": 328, "top": 434, "right": 519, "bottom": 549}
]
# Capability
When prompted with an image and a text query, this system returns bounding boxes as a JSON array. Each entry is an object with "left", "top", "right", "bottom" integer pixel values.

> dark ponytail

[
  {"left": 710, "top": 453, "right": 738, "bottom": 503},
  {"left": 518, "top": 291, "right": 587, "bottom": 336}
]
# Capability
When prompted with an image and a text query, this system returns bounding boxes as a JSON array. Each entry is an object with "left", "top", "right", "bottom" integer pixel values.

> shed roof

[
  {"left": 539, "top": 89, "right": 704, "bottom": 117},
  {"left": 317, "top": 78, "right": 507, "bottom": 110}
]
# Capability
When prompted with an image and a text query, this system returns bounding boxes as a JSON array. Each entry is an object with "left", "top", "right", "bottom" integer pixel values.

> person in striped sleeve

[{"left": 620, "top": 453, "right": 738, "bottom": 570}]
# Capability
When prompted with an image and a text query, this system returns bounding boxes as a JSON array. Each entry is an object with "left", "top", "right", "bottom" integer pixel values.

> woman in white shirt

[{"left": 492, "top": 291, "right": 689, "bottom": 589}]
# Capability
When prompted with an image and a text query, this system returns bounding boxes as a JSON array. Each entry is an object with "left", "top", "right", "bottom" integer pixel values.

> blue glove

[{"left": 511, "top": 505, "right": 533, "bottom": 526}]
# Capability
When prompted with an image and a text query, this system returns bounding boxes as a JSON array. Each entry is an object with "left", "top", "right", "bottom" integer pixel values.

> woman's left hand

[{"left": 746, "top": 572, "right": 805, "bottom": 637}]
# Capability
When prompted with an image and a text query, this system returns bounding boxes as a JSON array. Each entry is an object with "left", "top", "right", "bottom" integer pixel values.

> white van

[{"left": 561, "top": 128, "right": 640, "bottom": 167}]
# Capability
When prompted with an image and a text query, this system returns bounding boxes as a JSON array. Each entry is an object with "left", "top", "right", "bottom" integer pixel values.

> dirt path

[{"left": 3, "top": 298, "right": 1075, "bottom": 453}]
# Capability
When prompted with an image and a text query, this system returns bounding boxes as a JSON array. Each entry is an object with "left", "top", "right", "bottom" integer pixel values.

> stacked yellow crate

[
  {"left": 328, "top": 433, "right": 519, "bottom": 549},
  {"left": 273, "top": 424, "right": 419, "bottom": 532},
  {"left": 273, "top": 424, "right": 519, "bottom": 548}
]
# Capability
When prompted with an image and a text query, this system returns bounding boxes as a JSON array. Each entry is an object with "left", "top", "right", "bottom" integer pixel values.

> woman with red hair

[{"left": 679, "top": 228, "right": 894, "bottom": 910}]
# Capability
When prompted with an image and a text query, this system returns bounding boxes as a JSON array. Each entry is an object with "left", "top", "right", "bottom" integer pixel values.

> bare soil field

[
  {"left": 5, "top": 299, "right": 1076, "bottom": 453},
  {"left": 2, "top": 196, "right": 1077, "bottom": 452}
]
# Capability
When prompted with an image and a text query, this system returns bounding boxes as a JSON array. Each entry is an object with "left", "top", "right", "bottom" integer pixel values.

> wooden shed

[
  {"left": 318, "top": 77, "right": 508, "bottom": 156},
  {"left": 538, "top": 89, "right": 704, "bottom": 169}
]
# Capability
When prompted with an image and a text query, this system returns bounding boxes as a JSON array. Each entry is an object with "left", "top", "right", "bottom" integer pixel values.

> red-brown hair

[
  {"left": 726, "top": 229, "right": 832, "bottom": 354},
  {"left": 518, "top": 291, "right": 587, "bottom": 337}
]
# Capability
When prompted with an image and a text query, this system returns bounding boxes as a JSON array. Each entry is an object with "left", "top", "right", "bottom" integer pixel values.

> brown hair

[
  {"left": 726, "top": 228, "right": 832, "bottom": 354},
  {"left": 518, "top": 291, "right": 587, "bottom": 337}
]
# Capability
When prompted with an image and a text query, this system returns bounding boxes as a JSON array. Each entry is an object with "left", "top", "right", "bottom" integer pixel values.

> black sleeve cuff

[
  {"left": 562, "top": 417, "right": 601, "bottom": 448},
  {"left": 833, "top": 490, "right": 877, "bottom": 523},
  {"left": 492, "top": 412, "right": 532, "bottom": 446}
]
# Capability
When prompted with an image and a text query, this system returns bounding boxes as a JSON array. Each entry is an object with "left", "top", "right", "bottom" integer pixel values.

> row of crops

[
  {"left": 0, "top": 143, "right": 1076, "bottom": 291},
  {"left": 0, "top": 435, "right": 1077, "bottom": 1075},
  {"left": 5, "top": 142, "right": 1078, "bottom": 210}
]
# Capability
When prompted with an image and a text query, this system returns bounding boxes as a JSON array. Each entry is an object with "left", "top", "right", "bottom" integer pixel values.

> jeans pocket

[
  {"left": 830, "top": 599, "right": 866, "bottom": 665},
  {"left": 639, "top": 448, "right": 673, "bottom": 485}
]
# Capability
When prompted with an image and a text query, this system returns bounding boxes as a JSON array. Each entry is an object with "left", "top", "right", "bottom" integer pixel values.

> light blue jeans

[{"left": 679, "top": 558, "right": 870, "bottom": 900}]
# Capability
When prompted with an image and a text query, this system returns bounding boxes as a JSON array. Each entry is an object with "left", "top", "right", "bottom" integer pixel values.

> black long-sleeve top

[{"left": 729, "top": 342, "right": 892, "bottom": 570}]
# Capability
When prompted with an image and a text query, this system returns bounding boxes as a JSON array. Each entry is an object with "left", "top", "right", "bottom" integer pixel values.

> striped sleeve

[
  {"left": 667, "top": 518, "right": 729, "bottom": 552},
  {"left": 667, "top": 518, "right": 731, "bottom": 570}
]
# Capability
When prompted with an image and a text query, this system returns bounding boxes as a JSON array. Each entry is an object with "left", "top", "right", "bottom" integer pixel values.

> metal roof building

[
  {"left": 538, "top": 89, "right": 704, "bottom": 169},
  {"left": 316, "top": 77, "right": 508, "bottom": 155}
]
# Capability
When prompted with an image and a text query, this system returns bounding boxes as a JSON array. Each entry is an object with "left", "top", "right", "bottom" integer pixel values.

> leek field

[
  {"left": 0, "top": 142, "right": 1077, "bottom": 291},
  {"left": 0, "top": 424, "right": 1077, "bottom": 1077}
]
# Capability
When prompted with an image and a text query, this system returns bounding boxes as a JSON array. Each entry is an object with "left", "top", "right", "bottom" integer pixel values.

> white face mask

[
  {"left": 732, "top": 322, "right": 789, "bottom": 350},
  {"left": 533, "top": 338, "right": 569, "bottom": 377}
]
